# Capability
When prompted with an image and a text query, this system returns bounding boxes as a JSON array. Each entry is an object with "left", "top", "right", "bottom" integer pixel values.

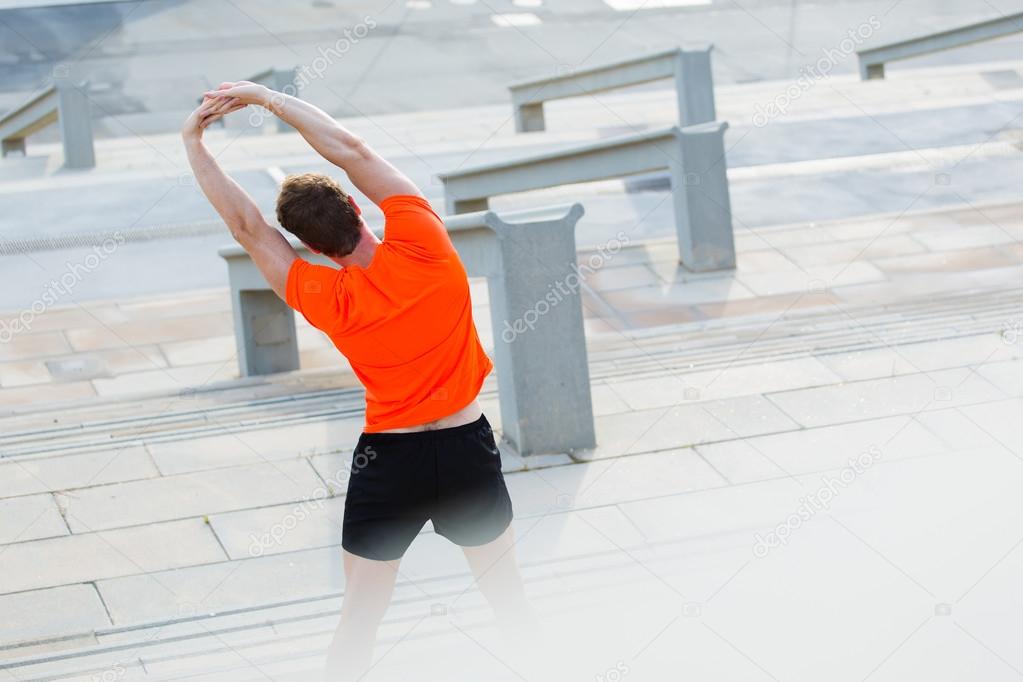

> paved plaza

[{"left": 2, "top": 0, "right": 1023, "bottom": 680}]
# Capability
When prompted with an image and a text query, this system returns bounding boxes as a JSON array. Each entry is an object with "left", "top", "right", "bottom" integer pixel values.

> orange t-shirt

[{"left": 285, "top": 195, "right": 493, "bottom": 432}]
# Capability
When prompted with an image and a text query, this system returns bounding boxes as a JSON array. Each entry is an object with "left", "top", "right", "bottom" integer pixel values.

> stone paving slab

[
  {"left": 0, "top": 493, "right": 67, "bottom": 544},
  {"left": 695, "top": 413, "right": 956, "bottom": 485},
  {"left": 0, "top": 584, "right": 110, "bottom": 647},
  {"left": 145, "top": 418, "right": 365, "bottom": 476},
  {"left": 208, "top": 498, "right": 346, "bottom": 561},
  {"left": 0, "top": 518, "right": 226, "bottom": 595},
  {"left": 581, "top": 394, "right": 799, "bottom": 461},
  {"left": 95, "top": 546, "right": 344, "bottom": 627},
  {"left": 765, "top": 366, "right": 1009, "bottom": 429},
  {"left": 0, "top": 447, "right": 158, "bottom": 498},
  {"left": 55, "top": 460, "right": 325, "bottom": 533},
  {"left": 606, "top": 356, "right": 843, "bottom": 409}
]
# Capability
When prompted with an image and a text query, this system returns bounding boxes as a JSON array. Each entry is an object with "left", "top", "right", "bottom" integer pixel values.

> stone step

[
  {"left": 591, "top": 286, "right": 1023, "bottom": 380},
  {"left": 0, "top": 523, "right": 695, "bottom": 680},
  {"left": 2, "top": 284, "right": 1017, "bottom": 461}
]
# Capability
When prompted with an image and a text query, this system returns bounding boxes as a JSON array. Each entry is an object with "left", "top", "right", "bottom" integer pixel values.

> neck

[{"left": 331, "top": 222, "right": 379, "bottom": 269}]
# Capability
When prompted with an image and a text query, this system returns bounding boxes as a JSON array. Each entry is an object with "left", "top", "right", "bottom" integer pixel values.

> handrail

[
  {"left": 0, "top": 80, "right": 94, "bottom": 168},
  {"left": 218, "top": 204, "right": 595, "bottom": 455},
  {"left": 857, "top": 11, "right": 1023, "bottom": 79},
  {"left": 509, "top": 46, "right": 716, "bottom": 132},
  {"left": 438, "top": 122, "right": 735, "bottom": 272}
]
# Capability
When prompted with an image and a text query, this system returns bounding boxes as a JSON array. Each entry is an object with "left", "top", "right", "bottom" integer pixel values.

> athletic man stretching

[{"left": 183, "top": 86, "right": 537, "bottom": 680}]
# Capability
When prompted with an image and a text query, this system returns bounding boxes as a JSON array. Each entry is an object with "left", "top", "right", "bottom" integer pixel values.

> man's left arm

[{"left": 182, "top": 98, "right": 297, "bottom": 300}]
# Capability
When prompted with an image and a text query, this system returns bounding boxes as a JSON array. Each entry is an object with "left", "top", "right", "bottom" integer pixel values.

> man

[{"left": 183, "top": 85, "right": 538, "bottom": 680}]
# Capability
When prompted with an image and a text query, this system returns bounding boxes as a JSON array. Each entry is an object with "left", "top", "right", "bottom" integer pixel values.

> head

[{"left": 275, "top": 172, "right": 363, "bottom": 258}]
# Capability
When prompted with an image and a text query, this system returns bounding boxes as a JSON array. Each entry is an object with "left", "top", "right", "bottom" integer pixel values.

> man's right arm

[{"left": 205, "top": 83, "right": 420, "bottom": 206}]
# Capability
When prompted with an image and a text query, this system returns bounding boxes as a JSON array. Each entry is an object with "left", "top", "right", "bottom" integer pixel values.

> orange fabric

[{"left": 285, "top": 195, "right": 493, "bottom": 432}]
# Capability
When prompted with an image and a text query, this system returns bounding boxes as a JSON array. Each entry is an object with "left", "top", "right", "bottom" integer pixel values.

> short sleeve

[
  {"left": 380, "top": 195, "right": 457, "bottom": 258},
  {"left": 285, "top": 258, "right": 346, "bottom": 332}
]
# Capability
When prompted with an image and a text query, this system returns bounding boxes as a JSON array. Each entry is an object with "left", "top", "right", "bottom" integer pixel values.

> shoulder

[{"left": 380, "top": 194, "right": 442, "bottom": 221}]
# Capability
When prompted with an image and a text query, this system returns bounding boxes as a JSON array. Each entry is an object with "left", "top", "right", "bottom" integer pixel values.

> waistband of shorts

[{"left": 358, "top": 413, "right": 491, "bottom": 444}]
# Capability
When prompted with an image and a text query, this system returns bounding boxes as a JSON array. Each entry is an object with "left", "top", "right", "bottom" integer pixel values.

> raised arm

[
  {"left": 181, "top": 97, "right": 297, "bottom": 299},
  {"left": 205, "top": 82, "right": 421, "bottom": 206}
]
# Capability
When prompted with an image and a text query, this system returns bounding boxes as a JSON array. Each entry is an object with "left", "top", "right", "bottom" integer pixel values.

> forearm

[
  {"left": 183, "top": 136, "right": 267, "bottom": 239},
  {"left": 264, "top": 91, "right": 368, "bottom": 169}
]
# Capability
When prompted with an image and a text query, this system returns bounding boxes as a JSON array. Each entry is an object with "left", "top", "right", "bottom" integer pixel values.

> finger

[{"left": 210, "top": 97, "right": 239, "bottom": 115}]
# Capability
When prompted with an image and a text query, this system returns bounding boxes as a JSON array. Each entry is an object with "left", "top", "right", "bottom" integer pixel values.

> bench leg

[
  {"left": 56, "top": 83, "right": 95, "bottom": 169},
  {"left": 2, "top": 138, "right": 26, "bottom": 157},
  {"left": 671, "top": 125, "right": 736, "bottom": 272},
  {"left": 486, "top": 208, "right": 595, "bottom": 455},
  {"left": 232, "top": 289, "right": 300, "bottom": 376},
  {"left": 514, "top": 102, "right": 546, "bottom": 133},
  {"left": 675, "top": 47, "right": 716, "bottom": 126}
]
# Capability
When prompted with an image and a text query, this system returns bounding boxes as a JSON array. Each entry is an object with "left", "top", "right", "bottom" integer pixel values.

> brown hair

[{"left": 275, "top": 173, "right": 362, "bottom": 257}]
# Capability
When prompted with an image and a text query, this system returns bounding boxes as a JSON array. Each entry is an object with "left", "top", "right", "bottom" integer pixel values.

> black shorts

[{"left": 342, "top": 413, "right": 514, "bottom": 561}]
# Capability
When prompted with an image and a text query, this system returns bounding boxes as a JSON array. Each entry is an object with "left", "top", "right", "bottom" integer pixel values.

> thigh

[
  {"left": 342, "top": 436, "right": 432, "bottom": 561},
  {"left": 342, "top": 549, "right": 401, "bottom": 599}
]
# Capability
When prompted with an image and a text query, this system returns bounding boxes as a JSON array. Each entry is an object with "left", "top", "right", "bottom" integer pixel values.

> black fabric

[{"left": 342, "top": 414, "right": 513, "bottom": 561}]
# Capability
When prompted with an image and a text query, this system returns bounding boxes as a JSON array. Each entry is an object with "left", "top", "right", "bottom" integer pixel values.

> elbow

[
  {"left": 228, "top": 215, "right": 265, "bottom": 244},
  {"left": 336, "top": 132, "right": 371, "bottom": 163}
]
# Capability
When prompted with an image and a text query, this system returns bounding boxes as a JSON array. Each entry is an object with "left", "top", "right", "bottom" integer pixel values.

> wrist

[{"left": 262, "top": 87, "right": 288, "bottom": 115}]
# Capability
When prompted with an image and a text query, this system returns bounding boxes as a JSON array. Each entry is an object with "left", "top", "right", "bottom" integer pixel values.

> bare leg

[
  {"left": 462, "top": 526, "right": 555, "bottom": 679},
  {"left": 461, "top": 526, "right": 535, "bottom": 634},
  {"left": 323, "top": 550, "right": 400, "bottom": 681}
]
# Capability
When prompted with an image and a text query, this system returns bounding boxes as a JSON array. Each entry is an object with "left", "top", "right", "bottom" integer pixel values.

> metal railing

[
  {"left": 219, "top": 204, "right": 596, "bottom": 456},
  {"left": 438, "top": 122, "right": 735, "bottom": 272},
  {"left": 509, "top": 46, "right": 716, "bottom": 133},
  {"left": 0, "top": 80, "right": 95, "bottom": 169},
  {"left": 857, "top": 11, "right": 1023, "bottom": 79}
]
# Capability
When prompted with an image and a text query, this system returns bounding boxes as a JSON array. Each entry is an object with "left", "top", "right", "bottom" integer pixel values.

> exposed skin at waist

[{"left": 375, "top": 395, "right": 483, "bottom": 433}]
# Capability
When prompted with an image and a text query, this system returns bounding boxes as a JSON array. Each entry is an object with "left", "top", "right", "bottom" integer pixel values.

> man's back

[{"left": 286, "top": 195, "right": 493, "bottom": 432}]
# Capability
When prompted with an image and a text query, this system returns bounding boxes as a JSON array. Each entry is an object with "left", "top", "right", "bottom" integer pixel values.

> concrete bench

[
  {"left": 203, "top": 67, "right": 299, "bottom": 132},
  {"left": 509, "top": 46, "right": 715, "bottom": 133},
  {"left": 0, "top": 79, "right": 94, "bottom": 169},
  {"left": 219, "top": 204, "right": 596, "bottom": 456},
  {"left": 857, "top": 12, "right": 1023, "bottom": 79},
  {"left": 439, "top": 122, "right": 734, "bottom": 272}
]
